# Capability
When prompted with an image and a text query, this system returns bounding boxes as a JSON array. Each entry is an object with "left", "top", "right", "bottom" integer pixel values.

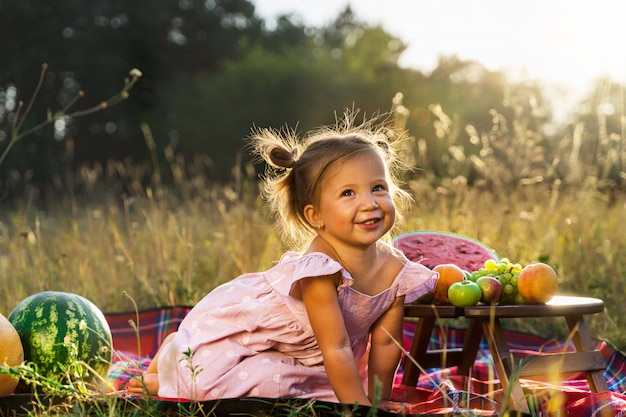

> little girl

[{"left": 128, "top": 114, "right": 438, "bottom": 411}]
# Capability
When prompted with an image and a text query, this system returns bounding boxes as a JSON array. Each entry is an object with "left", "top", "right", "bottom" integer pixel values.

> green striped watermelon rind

[{"left": 8, "top": 291, "right": 113, "bottom": 390}]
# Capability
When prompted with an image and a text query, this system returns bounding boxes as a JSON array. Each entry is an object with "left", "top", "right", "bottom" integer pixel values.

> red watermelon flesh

[{"left": 393, "top": 231, "right": 498, "bottom": 272}]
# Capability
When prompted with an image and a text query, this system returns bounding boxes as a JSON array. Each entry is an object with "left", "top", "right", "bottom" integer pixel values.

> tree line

[{"left": 1, "top": 0, "right": 624, "bottom": 204}]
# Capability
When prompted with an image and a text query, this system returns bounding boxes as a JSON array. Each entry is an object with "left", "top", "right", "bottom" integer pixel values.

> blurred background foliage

[
  {"left": 0, "top": 0, "right": 624, "bottom": 204},
  {"left": 2, "top": 0, "right": 626, "bottom": 346}
]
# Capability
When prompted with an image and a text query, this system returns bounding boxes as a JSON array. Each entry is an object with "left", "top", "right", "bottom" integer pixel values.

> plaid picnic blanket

[{"left": 105, "top": 306, "right": 626, "bottom": 416}]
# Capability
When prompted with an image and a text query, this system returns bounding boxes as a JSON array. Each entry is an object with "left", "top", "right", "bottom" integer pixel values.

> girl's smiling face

[{"left": 307, "top": 152, "right": 396, "bottom": 248}]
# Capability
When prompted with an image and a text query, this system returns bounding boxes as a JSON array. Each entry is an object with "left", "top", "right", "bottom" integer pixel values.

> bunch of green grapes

[{"left": 469, "top": 258, "right": 525, "bottom": 304}]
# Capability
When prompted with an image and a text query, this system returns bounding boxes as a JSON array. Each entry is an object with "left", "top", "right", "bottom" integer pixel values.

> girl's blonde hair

[{"left": 249, "top": 111, "right": 412, "bottom": 250}]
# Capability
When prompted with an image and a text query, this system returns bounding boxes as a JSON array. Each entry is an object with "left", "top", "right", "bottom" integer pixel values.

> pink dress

[{"left": 157, "top": 251, "right": 438, "bottom": 401}]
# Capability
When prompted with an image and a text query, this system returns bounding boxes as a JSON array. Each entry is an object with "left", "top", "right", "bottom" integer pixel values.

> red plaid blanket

[
  {"left": 106, "top": 305, "right": 192, "bottom": 358},
  {"left": 106, "top": 307, "right": 626, "bottom": 416}
]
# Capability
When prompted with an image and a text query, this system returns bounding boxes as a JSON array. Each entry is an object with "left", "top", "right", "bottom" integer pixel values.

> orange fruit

[
  {"left": 432, "top": 264, "right": 466, "bottom": 304},
  {"left": 0, "top": 313, "right": 23, "bottom": 395},
  {"left": 518, "top": 263, "right": 559, "bottom": 304}
]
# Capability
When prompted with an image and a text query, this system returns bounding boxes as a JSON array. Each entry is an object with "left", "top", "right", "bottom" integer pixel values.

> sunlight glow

[{"left": 253, "top": 0, "right": 626, "bottom": 99}]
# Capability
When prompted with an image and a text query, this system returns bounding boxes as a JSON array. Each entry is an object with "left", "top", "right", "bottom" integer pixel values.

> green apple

[{"left": 447, "top": 280, "right": 482, "bottom": 307}]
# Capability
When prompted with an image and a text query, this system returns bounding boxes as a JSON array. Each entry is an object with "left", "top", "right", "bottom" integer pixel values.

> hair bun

[{"left": 269, "top": 147, "right": 296, "bottom": 169}]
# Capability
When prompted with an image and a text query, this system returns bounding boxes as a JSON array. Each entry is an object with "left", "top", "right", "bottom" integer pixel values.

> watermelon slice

[{"left": 393, "top": 230, "right": 498, "bottom": 272}]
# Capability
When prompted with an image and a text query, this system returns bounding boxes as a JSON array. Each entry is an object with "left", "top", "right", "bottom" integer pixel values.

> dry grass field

[
  {"left": 1, "top": 101, "right": 626, "bottom": 416},
  {"left": 3, "top": 100, "right": 626, "bottom": 351},
  {"left": 0, "top": 159, "right": 624, "bottom": 350}
]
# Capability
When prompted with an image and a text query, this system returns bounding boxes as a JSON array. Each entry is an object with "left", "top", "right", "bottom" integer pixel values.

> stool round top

[
  {"left": 405, "top": 296, "right": 605, "bottom": 319},
  {"left": 463, "top": 295, "right": 604, "bottom": 318},
  {"left": 404, "top": 303, "right": 463, "bottom": 318}
]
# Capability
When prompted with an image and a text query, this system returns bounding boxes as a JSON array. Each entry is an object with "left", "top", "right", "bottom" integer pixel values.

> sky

[{"left": 252, "top": 0, "right": 625, "bottom": 115}]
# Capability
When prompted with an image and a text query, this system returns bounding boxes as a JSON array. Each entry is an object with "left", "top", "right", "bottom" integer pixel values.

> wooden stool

[
  {"left": 396, "top": 231, "right": 609, "bottom": 412},
  {"left": 463, "top": 295, "right": 608, "bottom": 412}
]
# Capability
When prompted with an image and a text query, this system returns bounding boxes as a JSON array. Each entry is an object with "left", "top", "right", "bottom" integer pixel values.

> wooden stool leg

[
  {"left": 457, "top": 318, "right": 483, "bottom": 376},
  {"left": 565, "top": 315, "right": 609, "bottom": 392},
  {"left": 402, "top": 317, "right": 435, "bottom": 386},
  {"left": 480, "top": 318, "right": 530, "bottom": 414}
]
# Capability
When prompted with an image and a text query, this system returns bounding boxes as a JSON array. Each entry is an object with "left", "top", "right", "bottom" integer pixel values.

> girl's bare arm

[
  {"left": 299, "top": 274, "right": 371, "bottom": 406},
  {"left": 368, "top": 296, "right": 405, "bottom": 401}
]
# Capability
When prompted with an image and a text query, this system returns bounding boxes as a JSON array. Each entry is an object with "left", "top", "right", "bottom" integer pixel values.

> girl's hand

[
  {"left": 378, "top": 399, "right": 411, "bottom": 413},
  {"left": 126, "top": 373, "right": 159, "bottom": 395}
]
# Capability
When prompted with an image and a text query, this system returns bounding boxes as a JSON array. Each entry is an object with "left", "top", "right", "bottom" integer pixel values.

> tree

[
  {"left": 0, "top": 0, "right": 262, "bottom": 196},
  {"left": 148, "top": 12, "right": 413, "bottom": 177}
]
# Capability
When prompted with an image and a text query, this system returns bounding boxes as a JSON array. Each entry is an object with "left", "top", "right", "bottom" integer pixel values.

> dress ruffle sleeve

[
  {"left": 267, "top": 252, "right": 354, "bottom": 297},
  {"left": 396, "top": 261, "right": 439, "bottom": 303}
]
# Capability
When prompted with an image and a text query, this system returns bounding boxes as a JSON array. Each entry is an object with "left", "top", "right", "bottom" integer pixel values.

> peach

[
  {"left": 432, "top": 264, "right": 466, "bottom": 304},
  {"left": 518, "top": 262, "right": 559, "bottom": 304}
]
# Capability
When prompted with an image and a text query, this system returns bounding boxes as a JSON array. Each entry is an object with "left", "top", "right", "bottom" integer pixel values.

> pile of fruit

[{"left": 433, "top": 259, "right": 559, "bottom": 308}]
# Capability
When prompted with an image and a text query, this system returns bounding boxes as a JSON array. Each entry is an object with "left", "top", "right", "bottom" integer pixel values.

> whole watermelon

[{"left": 8, "top": 291, "right": 112, "bottom": 389}]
